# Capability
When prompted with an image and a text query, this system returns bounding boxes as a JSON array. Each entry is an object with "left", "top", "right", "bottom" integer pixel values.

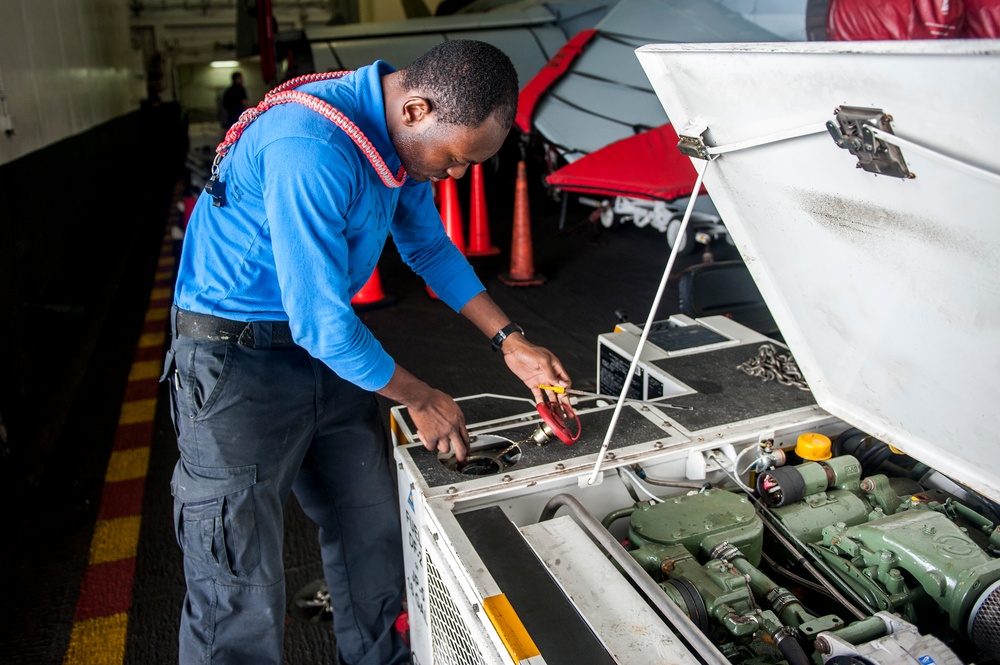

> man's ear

[{"left": 401, "top": 96, "right": 432, "bottom": 127}]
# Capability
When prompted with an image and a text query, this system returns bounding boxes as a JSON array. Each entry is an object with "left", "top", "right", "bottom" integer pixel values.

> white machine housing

[{"left": 391, "top": 39, "right": 1000, "bottom": 665}]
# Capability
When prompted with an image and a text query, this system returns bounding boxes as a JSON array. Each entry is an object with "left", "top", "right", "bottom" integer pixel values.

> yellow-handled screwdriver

[{"left": 538, "top": 385, "right": 693, "bottom": 410}]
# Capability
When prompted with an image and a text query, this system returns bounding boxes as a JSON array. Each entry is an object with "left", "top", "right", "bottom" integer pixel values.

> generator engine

[{"left": 610, "top": 442, "right": 1000, "bottom": 664}]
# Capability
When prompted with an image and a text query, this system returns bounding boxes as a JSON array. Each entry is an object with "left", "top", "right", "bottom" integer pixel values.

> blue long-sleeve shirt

[{"left": 174, "top": 61, "right": 485, "bottom": 391}]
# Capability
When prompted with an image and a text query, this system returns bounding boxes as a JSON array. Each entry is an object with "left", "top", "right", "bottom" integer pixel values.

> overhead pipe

[{"left": 257, "top": 0, "right": 276, "bottom": 85}]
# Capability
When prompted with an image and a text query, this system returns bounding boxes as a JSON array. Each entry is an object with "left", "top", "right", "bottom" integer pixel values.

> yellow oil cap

[{"left": 796, "top": 432, "right": 832, "bottom": 461}]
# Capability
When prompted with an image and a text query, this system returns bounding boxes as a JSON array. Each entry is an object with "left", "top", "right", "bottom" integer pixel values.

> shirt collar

[{"left": 354, "top": 60, "right": 400, "bottom": 175}]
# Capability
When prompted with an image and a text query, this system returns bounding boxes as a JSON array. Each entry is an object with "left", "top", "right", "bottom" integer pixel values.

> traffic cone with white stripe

[
  {"left": 466, "top": 163, "right": 500, "bottom": 257},
  {"left": 427, "top": 177, "right": 466, "bottom": 299}
]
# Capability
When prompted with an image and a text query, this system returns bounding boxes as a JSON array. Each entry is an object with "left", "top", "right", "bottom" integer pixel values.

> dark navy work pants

[{"left": 163, "top": 318, "right": 408, "bottom": 665}]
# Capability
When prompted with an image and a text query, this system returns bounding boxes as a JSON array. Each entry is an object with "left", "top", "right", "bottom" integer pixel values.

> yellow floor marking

[
  {"left": 118, "top": 399, "right": 156, "bottom": 425},
  {"left": 63, "top": 613, "right": 128, "bottom": 665},
  {"left": 149, "top": 286, "right": 173, "bottom": 301},
  {"left": 105, "top": 448, "right": 150, "bottom": 483},
  {"left": 138, "top": 331, "right": 166, "bottom": 348},
  {"left": 128, "top": 359, "right": 162, "bottom": 381},
  {"left": 89, "top": 515, "right": 141, "bottom": 565}
]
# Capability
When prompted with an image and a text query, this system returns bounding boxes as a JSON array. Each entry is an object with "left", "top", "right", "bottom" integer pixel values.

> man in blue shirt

[{"left": 164, "top": 40, "right": 572, "bottom": 665}]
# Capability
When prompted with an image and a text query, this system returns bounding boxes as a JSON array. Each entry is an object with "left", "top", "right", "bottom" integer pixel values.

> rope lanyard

[{"left": 206, "top": 71, "right": 407, "bottom": 206}]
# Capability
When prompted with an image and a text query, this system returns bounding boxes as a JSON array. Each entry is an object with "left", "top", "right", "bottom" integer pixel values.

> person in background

[
  {"left": 221, "top": 70, "right": 249, "bottom": 129},
  {"left": 146, "top": 51, "right": 164, "bottom": 104},
  {"left": 164, "top": 39, "right": 572, "bottom": 665}
]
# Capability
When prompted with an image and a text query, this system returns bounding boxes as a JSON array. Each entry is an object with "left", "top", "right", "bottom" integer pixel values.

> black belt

[{"left": 174, "top": 308, "right": 294, "bottom": 347}]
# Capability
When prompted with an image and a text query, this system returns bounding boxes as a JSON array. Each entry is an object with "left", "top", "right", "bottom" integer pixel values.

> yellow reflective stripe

[
  {"left": 389, "top": 413, "right": 402, "bottom": 446},
  {"left": 482, "top": 594, "right": 540, "bottom": 660}
]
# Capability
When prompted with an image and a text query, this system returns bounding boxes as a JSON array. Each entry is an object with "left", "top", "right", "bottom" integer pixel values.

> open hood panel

[{"left": 635, "top": 40, "right": 1000, "bottom": 501}]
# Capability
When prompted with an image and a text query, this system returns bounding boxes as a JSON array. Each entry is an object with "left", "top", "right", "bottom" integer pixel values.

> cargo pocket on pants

[{"left": 171, "top": 460, "right": 261, "bottom": 579}]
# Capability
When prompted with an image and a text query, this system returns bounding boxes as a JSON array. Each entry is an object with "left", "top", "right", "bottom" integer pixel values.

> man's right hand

[
  {"left": 377, "top": 365, "right": 470, "bottom": 462},
  {"left": 407, "top": 388, "right": 470, "bottom": 462}
]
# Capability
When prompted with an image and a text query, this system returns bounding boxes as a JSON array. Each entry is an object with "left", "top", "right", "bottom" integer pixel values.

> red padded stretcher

[{"left": 544, "top": 123, "right": 703, "bottom": 202}]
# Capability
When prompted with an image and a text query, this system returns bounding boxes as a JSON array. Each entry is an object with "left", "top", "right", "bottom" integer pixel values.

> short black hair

[{"left": 400, "top": 40, "right": 519, "bottom": 128}]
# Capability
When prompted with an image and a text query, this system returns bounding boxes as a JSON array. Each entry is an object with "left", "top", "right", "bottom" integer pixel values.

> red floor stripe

[
  {"left": 133, "top": 344, "right": 166, "bottom": 363},
  {"left": 112, "top": 421, "right": 155, "bottom": 451},
  {"left": 122, "top": 377, "right": 160, "bottom": 402},
  {"left": 96, "top": 478, "right": 146, "bottom": 521},
  {"left": 64, "top": 192, "right": 180, "bottom": 663},
  {"left": 73, "top": 558, "right": 137, "bottom": 622}
]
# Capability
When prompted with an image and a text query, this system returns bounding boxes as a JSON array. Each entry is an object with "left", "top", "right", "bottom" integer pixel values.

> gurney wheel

[{"left": 666, "top": 217, "right": 696, "bottom": 255}]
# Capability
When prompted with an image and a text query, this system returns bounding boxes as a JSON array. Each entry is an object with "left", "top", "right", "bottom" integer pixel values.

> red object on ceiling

[
  {"left": 544, "top": 123, "right": 704, "bottom": 202},
  {"left": 257, "top": 0, "right": 276, "bottom": 84},
  {"left": 515, "top": 29, "right": 597, "bottom": 134}
]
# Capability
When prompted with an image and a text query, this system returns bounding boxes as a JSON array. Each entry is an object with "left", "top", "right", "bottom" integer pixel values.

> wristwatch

[{"left": 491, "top": 323, "right": 524, "bottom": 352}]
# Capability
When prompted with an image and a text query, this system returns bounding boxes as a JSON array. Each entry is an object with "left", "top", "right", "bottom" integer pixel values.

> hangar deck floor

[{"left": 0, "top": 128, "right": 743, "bottom": 664}]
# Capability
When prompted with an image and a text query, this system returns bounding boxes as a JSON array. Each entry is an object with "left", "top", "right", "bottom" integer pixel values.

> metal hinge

[
  {"left": 826, "top": 106, "right": 914, "bottom": 179},
  {"left": 677, "top": 122, "right": 714, "bottom": 161}
]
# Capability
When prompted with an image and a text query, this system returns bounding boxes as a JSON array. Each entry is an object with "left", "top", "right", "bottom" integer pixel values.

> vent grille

[{"left": 426, "top": 550, "right": 488, "bottom": 665}]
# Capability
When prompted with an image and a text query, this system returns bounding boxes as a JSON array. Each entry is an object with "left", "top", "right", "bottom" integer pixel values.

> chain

[
  {"left": 212, "top": 71, "right": 406, "bottom": 189},
  {"left": 494, "top": 441, "right": 523, "bottom": 461},
  {"left": 736, "top": 343, "right": 810, "bottom": 391}
]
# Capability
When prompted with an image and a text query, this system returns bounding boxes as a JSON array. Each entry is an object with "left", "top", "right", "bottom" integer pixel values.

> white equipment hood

[{"left": 635, "top": 39, "right": 1000, "bottom": 502}]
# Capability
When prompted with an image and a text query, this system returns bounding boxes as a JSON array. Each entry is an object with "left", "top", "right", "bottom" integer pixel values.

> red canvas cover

[
  {"left": 544, "top": 124, "right": 704, "bottom": 202},
  {"left": 515, "top": 29, "right": 597, "bottom": 134},
  {"left": 963, "top": 0, "right": 1000, "bottom": 36},
  {"left": 827, "top": 0, "right": 965, "bottom": 39}
]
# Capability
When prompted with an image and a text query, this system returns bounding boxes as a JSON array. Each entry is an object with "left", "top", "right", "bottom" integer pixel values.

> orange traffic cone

[
  {"left": 439, "top": 177, "right": 466, "bottom": 254},
  {"left": 465, "top": 163, "right": 500, "bottom": 257},
  {"left": 427, "top": 177, "right": 466, "bottom": 299},
  {"left": 352, "top": 265, "right": 394, "bottom": 311},
  {"left": 499, "top": 161, "right": 545, "bottom": 286}
]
